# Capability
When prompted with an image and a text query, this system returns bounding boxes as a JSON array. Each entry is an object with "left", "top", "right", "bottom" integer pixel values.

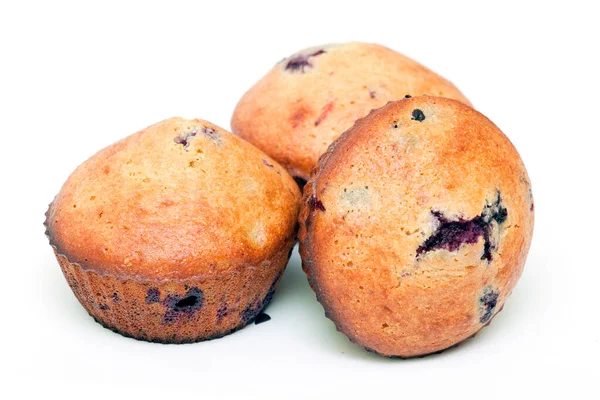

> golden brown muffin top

[
  {"left": 299, "top": 96, "right": 534, "bottom": 357},
  {"left": 232, "top": 42, "right": 471, "bottom": 181},
  {"left": 46, "top": 118, "right": 301, "bottom": 280}
]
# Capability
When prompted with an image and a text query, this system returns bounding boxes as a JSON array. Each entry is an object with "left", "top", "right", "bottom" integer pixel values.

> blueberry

[
  {"left": 479, "top": 287, "right": 499, "bottom": 323},
  {"left": 308, "top": 195, "right": 326, "bottom": 212},
  {"left": 411, "top": 109, "right": 425, "bottom": 122},
  {"left": 285, "top": 49, "right": 326, "bottom": 73},
  {"left": 416, "top": 212, "right": 487, "bottom": 257},
  {"left": 145, "top": 287, "right": 160, "bottom": 304},
  {"left": 417, "top": 192, "right": 508, "bottom": 262},
  {"left": 202, "top": 127, "right": 217, "bottom": 136},
  {"left": 158, "top": 287, "right": 204, "bottom": 324},
  {"left": 168, "top": 287, "right": 204, "bottom": 313},
  {"left": 174, "top": 130, "right": 197, "bottom": 149}
]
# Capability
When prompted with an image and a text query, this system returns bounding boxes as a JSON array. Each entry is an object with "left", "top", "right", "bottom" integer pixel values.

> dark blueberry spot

[
  {"left": 145, "top": 287, "right": 160, "bottom": 304},
  {"left": 308, "top": 195, "right": 326, "bottom": 212},
  {"left": 393, "top": 121, "right": 399, "bottom": 129},
  {"left": 417, "top": 192, "right": 508, "bottom": 262},
  {"left": 416, "top": 212, "right": 486, "bottom": 257},
  {"left": 294, "top": 176, "right": 307, "bottom": 190},
  {"left": 202, "top": 126, "right": 217, "bottom": 136},
  {"left": 216, "top": 304, "right": 228, "bottom": 321},
  {"left": 481, "top": 227, "right": 493, "bottom": 262},
  {"left": 254, "top": 312, "right": 271, "bottom": 325},
  {"left": 174, "top": 130, "right": 197, "bottom": 149},
  {"left": 411, "top": 109, "right": 425, "bottom": 122},
  {"left": 285, "top": 49, "right": 326, "bottom": 73},
  {"left": 262, "top": 159, "right": 274, "bottom": 168},
  {"left": 369, "top": 90, "right": 376, "bottom": 99},
  {"left": 167, "top": 287, "right": 204, "bottom": 313},
  {"left": 405, "top": 94, "right": 412, "bottom": 98},
  {"left": 174, "top": 295, "right": 200, "bottom": 310},
  {"left": 494, "top": 205, "right": 508, "bottom": 224},
  {"left": 479, "top": 287, "right": 499, "bottom": 323},
  {"left": 484, "top": 191, "right": 508, "bottom": 225},
  {"left": 112, "top": 292, "right": 119, "bottom": 303},
  {"left": 99, "top": 304, "right": 110, "bottom": 311},
  {"left": 160, "top": 287, "right": 204, "bottom": 324}
]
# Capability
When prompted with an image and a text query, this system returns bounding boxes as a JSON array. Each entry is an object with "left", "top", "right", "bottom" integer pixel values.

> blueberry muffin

[
  {"left": 45, "top": 118, "right": 301, "bottom": 343},
  {"left": 231, "top": 42, "right": 471, "bottom": 183},
  {"left": 298, "top": 97, "right": 534, "bottom": 357}
]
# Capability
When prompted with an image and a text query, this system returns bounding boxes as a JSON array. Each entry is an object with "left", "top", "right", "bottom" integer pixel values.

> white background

[{"left": 1, "top": 1, "right": 598, "bottom": 399}]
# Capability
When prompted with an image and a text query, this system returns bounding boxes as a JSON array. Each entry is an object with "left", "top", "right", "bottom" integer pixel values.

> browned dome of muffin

[
  {"left": 299, "top": 97, "right": 534, "bottom": 358},
  {"left": 46, "top": 117, "right": 301, "bottom": 343},
  {"left": 232, "top": 42, "right": 470, "bottom": 182}
]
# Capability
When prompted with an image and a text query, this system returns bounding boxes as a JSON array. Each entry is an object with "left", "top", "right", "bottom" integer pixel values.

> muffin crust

[
  {"left": 232, "top": 42, "right": 471, "bottom": 181},
  {"left": 46, "top": 118, "right": 301, "bottom": 342},
  {"left": 299, "top": 97, "right": 534, "bottom": 357}
]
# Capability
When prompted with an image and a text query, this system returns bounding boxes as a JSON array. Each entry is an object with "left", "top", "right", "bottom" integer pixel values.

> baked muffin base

[{"left": 51, "top": 240, "right": 293, "bottom": 344}]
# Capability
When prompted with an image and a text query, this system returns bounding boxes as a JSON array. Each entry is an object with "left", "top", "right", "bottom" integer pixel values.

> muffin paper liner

[{"left": 45, "top": 201, "right": 292, "bottom": 343}]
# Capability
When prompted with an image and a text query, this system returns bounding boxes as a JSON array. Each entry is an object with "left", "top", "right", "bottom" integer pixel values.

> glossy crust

[
  {"left": 46, "top": 118, "right": 301, "bottom": 342},
  {"left": 232, "top": 42, "right": 471, "bottom": 181},
  {"left": 298, "top": 97, "right": 534, "bottom": 357}
]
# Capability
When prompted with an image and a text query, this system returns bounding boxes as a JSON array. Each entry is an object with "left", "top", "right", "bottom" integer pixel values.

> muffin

[
  {"left": 45, "top": 118, "right": 301, "bottom": 343},
  {"left": 298, "top": 97, "right": 534, "bottom": 357},
  {"left": 231, "top": 42, "right": 471, "bottom": 183}
]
